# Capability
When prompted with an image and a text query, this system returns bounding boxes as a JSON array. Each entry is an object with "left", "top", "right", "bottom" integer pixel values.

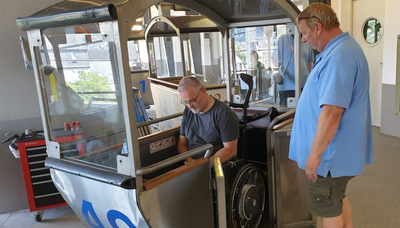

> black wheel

[
  {"left": 34, "top": 210, "right": 43, "bottom": 222},
  {"left": 229, "top": 164, "right": 267, "bottom": 228}
]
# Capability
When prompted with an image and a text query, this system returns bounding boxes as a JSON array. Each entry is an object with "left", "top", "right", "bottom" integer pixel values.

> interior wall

[
  {"left": 333, "top": 0, "right": 400, "bottom": 137},
  {"left": 380, "top": 0, "right": 400, "bottom": 137},
  {"left": 0, "top": 0, "right": 61, "bottom": 213},
  {"left": 332, "top": 0, "right": 384, "bottom": 127},
  {"left": 331, "top": 0, "right": 353, "bottom": 36},
  {"left": 352, "top": 0, "right": 385, "bottom": 127}
]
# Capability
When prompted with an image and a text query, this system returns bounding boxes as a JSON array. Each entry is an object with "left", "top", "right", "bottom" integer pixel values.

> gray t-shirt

[{"left": 180, "top": 98, "right": 239, "bottom": 158}]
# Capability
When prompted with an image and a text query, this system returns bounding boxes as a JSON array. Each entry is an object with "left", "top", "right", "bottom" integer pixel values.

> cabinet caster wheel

[{"left": 34, "top": 210, "right": 44, "bottom": 222}]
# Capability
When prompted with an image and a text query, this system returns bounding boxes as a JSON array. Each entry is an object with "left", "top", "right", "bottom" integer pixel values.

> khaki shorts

[{"left": 307, "top": 172, "right": 354, "bottom": 217}]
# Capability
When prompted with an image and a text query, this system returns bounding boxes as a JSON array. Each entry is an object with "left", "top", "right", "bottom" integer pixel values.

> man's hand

[
  {"left": 210, "top": 139, "right": 238, "bottom": 167},
  {"left": 273, "top": 73, "right": 284, "bottom": 85},
  {"left": 306, "top": 105, "right": 344, "bottom": 182},
  {"left": 305, "top": 153, "right": 321, "bottom": 182},
  {"left": 185, "top": 157, "right": 196, "bottom": 165}
]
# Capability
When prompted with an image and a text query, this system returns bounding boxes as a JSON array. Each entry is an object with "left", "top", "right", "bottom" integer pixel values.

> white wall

[
  {"left": 333, "top": 0, "right": 400, "bottom": 136},
  {"left": 331, "top": 0, "right": 353, "bottom": 36},
  {"left": 382, "top": 0, "right": 399, "bottom": 85},
  {"left": 332, "top": 0, "right": 384, "bottom": 127},
  {"left": 0, "top": 0, "right": 61, "bottom": 213}
]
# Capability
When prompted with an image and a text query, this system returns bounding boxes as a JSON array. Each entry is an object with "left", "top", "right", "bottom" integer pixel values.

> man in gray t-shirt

[{"left": 178, "top": 77, "right": 239, "bottom": 167}]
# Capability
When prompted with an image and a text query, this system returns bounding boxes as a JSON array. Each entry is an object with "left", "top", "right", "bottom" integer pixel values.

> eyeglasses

[
  {"left": 298, "top": 15, "right": 319, "bottom": 20},
  {"left": 181, "top": 89, "right": 202, "bottom": 106}
]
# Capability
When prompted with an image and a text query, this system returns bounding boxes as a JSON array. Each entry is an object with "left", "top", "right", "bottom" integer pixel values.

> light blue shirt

[
  {"left": 277, "top": 34, "right": 314, "bottom": 91},
  {"left": 289, "top": 32, "right": 374, "bottom": 178}
]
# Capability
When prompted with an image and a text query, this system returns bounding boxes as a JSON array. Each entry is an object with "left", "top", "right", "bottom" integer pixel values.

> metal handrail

[
  {"left": 136, "top": 144, "right": 213, "bottom": 176},
  {"left": 267, "top": 109, "right": 296, "bottom": 132},
  {"left": 136, "top": 112, "right": 183, "bottom": 128}
]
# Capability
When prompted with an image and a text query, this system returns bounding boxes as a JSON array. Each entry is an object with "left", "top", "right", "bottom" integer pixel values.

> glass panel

[
  {"left": 148, "top": 40, "right": 157, "bottom": 75},
  {"left": 148, "top": 30, "right": 223, "bottom": 86},
  {"left": 128, "top": 40, "right": 149, "bottom": 71},
  {"left": 37, "top": 23, "right": 127, "bottom": 170},
  {"left": 232, "top": 25, "right": 284, "bottom": 106},
  {"left": 209, "top": 32, "right": 223, "bottom": 85},
  {"left": 153, "top": 37, "right": 172, "bottom": 77},
  {"left": 183, "top": 39, "right": 190, "bottom": 75}
]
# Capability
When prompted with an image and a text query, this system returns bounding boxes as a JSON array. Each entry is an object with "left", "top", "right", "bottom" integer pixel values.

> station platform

[{"left": 1, "top": 127, "right": 399, "bottom": 228}]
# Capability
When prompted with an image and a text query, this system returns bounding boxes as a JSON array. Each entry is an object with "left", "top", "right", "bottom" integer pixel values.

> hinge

[{"left": 209, "top": 179, "right": 216, "bottom": 190}]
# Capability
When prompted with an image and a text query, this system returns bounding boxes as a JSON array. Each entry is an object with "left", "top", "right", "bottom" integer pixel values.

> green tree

[
  {"left": 67, "top": 71, "right": 112, "bottom": 102},
  {"left": 235, "top": 45, "right": 247, "bottom": 66}
]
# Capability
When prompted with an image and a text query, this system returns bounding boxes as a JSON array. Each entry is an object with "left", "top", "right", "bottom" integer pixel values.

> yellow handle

[{"left": 49, "top": 73, "right": 58, "bottom": 101}]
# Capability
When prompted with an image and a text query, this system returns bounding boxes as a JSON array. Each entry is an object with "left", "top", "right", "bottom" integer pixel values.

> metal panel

[
  {"left": 45, "top": 157, "right": 136, "bottom": 189},
  {"left": 273, "top": 129, "right": 315, "bottom": 227},
  {"left": 50, "top": 169, "right": 149, "bottom": 228},
  {"left": 131, "top": 71, "right": 154, "bottom": 107},
  {"left": 214, "top": 157, "right": 227, "bottom": 228},
  {"left": 138, "top": 162, "right": 214, "bottom": 228},
  {"left": 146, "top": 15, "right": 220, "bottom": 36},
  {"left": 17, "top": 0, "right": 300, "bottom": 31},
  {"left": 395, "top": 35, "right": 400, "bottom": 117},
  {"left": 16, "top": 4, "right": 118, "bottom": 31}
]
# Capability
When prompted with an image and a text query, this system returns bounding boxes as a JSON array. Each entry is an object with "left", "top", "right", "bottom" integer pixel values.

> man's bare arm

[
  {"left": 210, "top": 139, "right": 238, "bottom": 167},
  {"left": 177, "top": 135, "right": 188, "bottom": 154},
  {"left": 306, "top": 105, "right": 343, "bottom": 182},
  {"left": 178, "top": 135, "right": 195, "bottom": 164}
]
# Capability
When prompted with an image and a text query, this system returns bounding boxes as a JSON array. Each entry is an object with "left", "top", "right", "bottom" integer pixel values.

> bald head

[{"left": 178, "top": 76, "right": 204, "bottom": 93}]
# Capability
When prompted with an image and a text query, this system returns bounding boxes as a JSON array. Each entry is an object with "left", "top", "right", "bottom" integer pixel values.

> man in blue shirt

[
  {"left": 289, "top": 3, "right": 374, "bottom": 227},
  {"left": 277, "top": 33, "right": 314, "bottom": 106}
]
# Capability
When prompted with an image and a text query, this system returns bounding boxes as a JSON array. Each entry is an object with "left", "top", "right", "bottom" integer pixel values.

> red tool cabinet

[{"left": 17, "top": 131, "right": 68, "bottom": 221}]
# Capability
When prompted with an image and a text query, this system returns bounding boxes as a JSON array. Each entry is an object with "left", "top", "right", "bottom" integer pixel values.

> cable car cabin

[{"left": 16, "top": 0, "right": 315, "bottom": 227}]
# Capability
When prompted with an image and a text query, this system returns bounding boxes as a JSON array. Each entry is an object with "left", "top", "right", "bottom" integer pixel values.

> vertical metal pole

[
  {"left": 223, "top": 29, "right": 232, "bottom": 102},
  {"left": 294, "top": 26, "right": 301, "bottom": 105},
  {"left": 214, "top": 157, "right": 227, "bottom": 228},
  {"left": 179, "top": 31, "right": 187, "bottom": 77}
]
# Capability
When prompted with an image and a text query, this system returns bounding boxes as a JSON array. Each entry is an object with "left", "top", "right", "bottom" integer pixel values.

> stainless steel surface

[
  {"left": 227, "top": 18, "right": 291, "bottom": 28},
  {"left": 146, "top": 15, "right": 220, "bottom": 36},
  {"left": 139, "top": 162, "right": 214, "bottom": 228},
  {"left": 268, "top": 109, "right": 296, "bottom": 132},
  {"left": 136, "top": 144, "right": 213, "bottom": 175},
  {"left": 265, "top": 109, "right": 289, "bottom": 226},
  {"left": 46, "top": 157, "right": 136, "bottom": 189},
  {"left": 395, "top": 35, "right": 400, "bottom": 116},
  {"left": 265, "top": 109, "right": 314, "bottom": 227},
  {"left": 50, "top": 169, "right": 149, "bottom": 228},
  {"left": 16, "top": 4, "right": 117, "bottom": 31},
  {"left": 273, "top": 130, "right": 314, "bottom": 227},
  {"left": 223, "top": 29, "right": 232, "bottom": 102},
  {"left": 17, "top": 0, "right": 300, "bottom": 31},
  {"left": 214, "top": 158, "right": 227, "bottom": 228},
  {"left": 294, "top": 25, "right": 301, "bottom": 106}
]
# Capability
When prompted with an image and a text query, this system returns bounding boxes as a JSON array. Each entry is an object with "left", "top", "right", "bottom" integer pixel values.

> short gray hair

[{"left": 178, "top": 76, "right": 204, "bottom": 93}]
